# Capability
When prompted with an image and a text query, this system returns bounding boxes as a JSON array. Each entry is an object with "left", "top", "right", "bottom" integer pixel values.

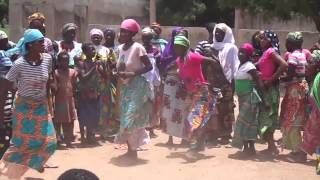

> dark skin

[
  {"left": 116, "top": 28, "right": 152, "bottom": 158},
  {"left": 78, "top": 45, "right": 99, "bottom": 80},
  {"left": 0, "top": 38, "right": 51, "bottom": 129},
  {"left": 116, "top": 28, "right": 152, "bottom": 79},
  {"left": 238, "top": 48, "right": 269, "bottom": 156},
  {"left": 0, "top": 38, "right": 10, "bottom": 51},
  {"left": 215, "top": 28, "right": 226, "bottom": 43},
  {"left": 283, "top": 39, "right": 303, "bottom": 82},
  {"left": 104, "top": 30, "right": 116, "bottom": 48},
  {"left": 141, "top": 32, "right": 153, "bottom": 52},
  {"left": 61, "top": 29, "right": 77, "bottom": 50},
  {"left": 214, "top": 28, "right": 236, "bottom": 93},
  {"left": 259, "top": 34, "right": 288, "bottom": 87},
  {"left": 259, "top": 33, "right": 288, "bottom": 153},
  {"left": 173, "top": 44, "right": 221, "bottom": 86},
  {"left": 91, "top": 34, "right": 103, "bottom": 46},
  {"left": 29, "top": 19, "right": 46, "bottom": 36},
  {"left": 151, "top": 26, "right": 161, "bottom": 39}
]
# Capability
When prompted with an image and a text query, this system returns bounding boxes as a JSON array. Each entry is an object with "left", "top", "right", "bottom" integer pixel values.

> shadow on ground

[{"left": 166, "top": 151, "right": 215, "bottom": 164}]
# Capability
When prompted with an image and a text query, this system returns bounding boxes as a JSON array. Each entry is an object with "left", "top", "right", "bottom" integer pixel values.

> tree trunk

[{"left": 312, "top": 15, "right": 320, "bottom": 32}]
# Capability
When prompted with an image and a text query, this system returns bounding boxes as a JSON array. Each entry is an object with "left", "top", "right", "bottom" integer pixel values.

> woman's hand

[{"left": 117, "top": 71, "right": 135, "bottom": 79}]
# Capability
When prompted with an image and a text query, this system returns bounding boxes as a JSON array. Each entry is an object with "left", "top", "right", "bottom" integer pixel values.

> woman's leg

[{"left": 0, "top": 161, "right": 29, "bottom": 179}]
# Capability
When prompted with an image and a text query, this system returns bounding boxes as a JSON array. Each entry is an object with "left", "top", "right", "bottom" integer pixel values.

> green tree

[
  {"left": 0, "top": 0, "right": 9, "bottom": 28},
  {"left": 156, "top": 0, "right": 234, "bottom": 27},
  {"left": 217, "top": 0, "right": 320, "bottom": 32}
]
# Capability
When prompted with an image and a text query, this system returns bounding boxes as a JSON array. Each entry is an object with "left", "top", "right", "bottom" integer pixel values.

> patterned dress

[
  {"left": 2, "top": 54, "right": 57, "bottom": 171},
  {"left": 280, "top": 49, "right": 310, "bottom": 152},
  {"left": 231, "top": 62, "right": 261, "bottom": 149}
]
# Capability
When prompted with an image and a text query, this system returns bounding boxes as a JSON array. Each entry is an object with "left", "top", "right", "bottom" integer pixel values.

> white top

[
  {"left": 6, "top": 53, "right": 52, "bottom": 100},
  {"left": 56, "top": 41, "right": 82, "bottom": 66},
  {"left": 235, "top": 61, "right": 256, "bottom": 80},
  {"left": 217, "top": 44, "right": 240, "bottom": 83},
  {"left": 117, "top": 42, "right": 147, "bottom": 72},
  {"left": 143, "top": 54, "right": 161, "bottom": 87},
  {"left": 95, "top": 45, "right": 110, "bottom": 57}
]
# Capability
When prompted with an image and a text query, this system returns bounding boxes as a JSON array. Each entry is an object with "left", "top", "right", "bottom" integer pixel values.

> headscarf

[
  {"left": 5, "top": 29, "right": 44, "bottom": 56},
  {"left": 174, "top": 35, "right": 190, "bottom": 48},
  {"left": 212, "top": 23, "right": 235, "bottom": 51},
  {"left": 120, "top": 19, "right": 140, "bottom": 33},
  {"left": 90, "top": 28, "right": 104, "bottom": 38},
  {"left": 312, "top": 72, "right": 320, "bottom": 109},
  {"left": 142, "top": 27, "right": 154, "bottom": 35},
  {"left": 311, "top": 50, "right": 320, "bottom": 66},
  {"left": 240, "top": 43, "right": 254, "bottom": 57},
  {"left": 28, "top": 12, "right": 46, "bottom": 24},
  {"left": 160, "top": 27, "right": 183, "bottom": 70},
  {"left": 62, "top": 23, "right": 78, "bottom": 34},
  {"left": 104, "top": 28, "right": 115, "bottom": 36},
  {"left": 264, "top": 30, "right": 280, "bottom": 54},
  {"left": 287, "top": 31, "right": 303, "bottom": 44},
  {"left": 0, "top": 30, "right": 8, "bottom": 40}
]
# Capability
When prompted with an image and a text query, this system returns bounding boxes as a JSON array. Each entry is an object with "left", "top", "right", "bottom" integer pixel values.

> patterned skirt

[
  {"left": 2, "top": 96, "right": 57, "bottom": 171},
  {"left": 232, "top": 90, "right": 261, "bottom": 149},
  {"left": 186, "top": 85, "right": 212, "bottom": 139},
  {"left": 258, "top": 85, "right": 280, "bottom": 135},
  {"left": 161, "top": 74, "right": 189, "bottom": 139},
  {"left": 280, "top": 81, "right": 308, "bottom": 151},
  {"left": 300, "top": 94, "right": 320, "bottom": 155},
  {"left": 115, "top": 76, "right": 152, "bottom": 150}
]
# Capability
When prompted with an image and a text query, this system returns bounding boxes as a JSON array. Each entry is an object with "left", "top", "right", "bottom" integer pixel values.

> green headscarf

[
  {"left": 287, "top": 31, "right": 303, "bottom": 43},
  {"left": 174, "top": 35, "right": 190, "bottom": 48},
  {"left": 312, "top": 50, "right": 320, "bottom": 64},
  {"left": 312, "top": 72, "right": 320, "bottom": 109}
]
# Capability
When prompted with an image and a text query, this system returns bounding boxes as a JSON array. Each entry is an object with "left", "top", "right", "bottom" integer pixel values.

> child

[
  {"left": 141, "top": 27, "right": 161, "bottom": 138},
  {"left": 76, "top": 43, "right": 100, "bottom": 144},
  {"left": 231, "top": 43, "right": 266, "bottom": 156},
  {"left": 53, "top": 51, "right": 77, "bottom": 148}
]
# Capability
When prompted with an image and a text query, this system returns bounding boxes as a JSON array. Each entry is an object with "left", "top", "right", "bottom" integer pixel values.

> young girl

[
  {"left": 53, "top": 51, "right": 77, "bottom": 148},
  {"left": 114, "top": 19, "right": 153, "bottom": 159},
  {"left": 76, "top": 43, "right": 101, "bottom": 144},
  {"left": 231, "top": 43, "right": 265, "bottom": 156},
  {"left": 258, "top": 30, "right": 288, "bottom": 155},
  {"left": 141, "top": 27, "right": 161, "bottom": 138},
  {"left": 280, "top": 32, "right": 311, "bottom": 158}
]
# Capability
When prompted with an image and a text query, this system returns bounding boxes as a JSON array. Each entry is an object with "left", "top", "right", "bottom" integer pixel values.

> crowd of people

[{"left": 0, "top": 12, "right": 320, "bottom": 179}]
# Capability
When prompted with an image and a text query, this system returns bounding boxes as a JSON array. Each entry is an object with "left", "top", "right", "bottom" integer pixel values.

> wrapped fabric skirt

[{"left": 2, "top": 96, "right": 57, "bottom": 171}]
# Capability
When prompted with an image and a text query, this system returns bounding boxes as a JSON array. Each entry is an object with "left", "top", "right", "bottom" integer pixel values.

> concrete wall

[
  {"left": 9, "top": 0, "right": 149, "bottom": 42},
  {"left": 236, "top": 29, "right": 319, "bottom": 54},
  {"left": 235, "top": 9, "right": 318, "bottom": 32}
]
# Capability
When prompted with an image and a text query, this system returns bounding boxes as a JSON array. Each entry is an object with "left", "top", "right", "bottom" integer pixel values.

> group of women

[{"left": 0, "top": 11, "right": 319, "bottom": 178}]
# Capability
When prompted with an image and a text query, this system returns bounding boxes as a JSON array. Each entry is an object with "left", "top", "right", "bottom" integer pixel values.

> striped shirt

[
  {"left": 3, "top": 91, "right": 13, "bottom": 123},
  {"left": 6, "top": 53, "right": 52, "bottom": 100},
  {"left": 195, "top": 41, "right": 212, "bottom": 56}
]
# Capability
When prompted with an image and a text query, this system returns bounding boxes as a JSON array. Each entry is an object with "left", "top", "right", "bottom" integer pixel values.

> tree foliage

[
  {"left": 156, "top": 0, "right": 234, "bottom": 27},
  {"left": 0, "top": 0, "right": 9, "bottom": 28},
  {"left": 217, "top": 0, "right": 320, "bottom": 32}
]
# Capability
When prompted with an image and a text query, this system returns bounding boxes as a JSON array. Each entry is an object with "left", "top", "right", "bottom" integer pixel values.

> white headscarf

[
  {"left": 212, "top": 23, "right": 235, "bottom": 51},
  {"left": 212, "top": 23, "right": 239, "bottom": 83},
  {"left": 90, "top": 28, "right": 104, "bottom": 38}
]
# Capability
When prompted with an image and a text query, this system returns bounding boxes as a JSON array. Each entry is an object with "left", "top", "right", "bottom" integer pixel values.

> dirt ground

[{"left": 18, "top": 128, "right": 318, "bottom": 180}]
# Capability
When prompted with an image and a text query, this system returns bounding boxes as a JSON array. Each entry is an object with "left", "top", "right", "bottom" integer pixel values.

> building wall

[{"left": 9, "top": 0, "right": 149, "bottom": 42}]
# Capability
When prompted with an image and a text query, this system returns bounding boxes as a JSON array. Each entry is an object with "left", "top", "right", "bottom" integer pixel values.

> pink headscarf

[
  {"left": 90, "top": 28, "right": 104, "bottom": 38},
  {"left": 240, "top": 43, "right": 254, "bottom": 57},
  {"left": 120, "top": 19, "right": 140, "bottom": 33}
]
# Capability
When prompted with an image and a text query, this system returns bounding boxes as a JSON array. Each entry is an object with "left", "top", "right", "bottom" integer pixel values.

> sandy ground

[{"left": 17, "top": 128, "right": 318, "bottom": 180}]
